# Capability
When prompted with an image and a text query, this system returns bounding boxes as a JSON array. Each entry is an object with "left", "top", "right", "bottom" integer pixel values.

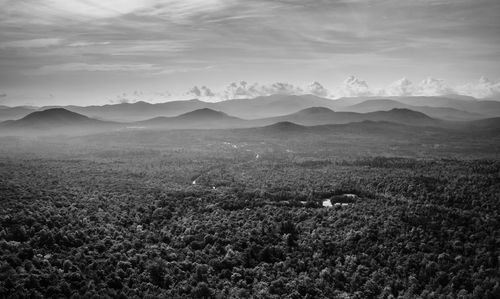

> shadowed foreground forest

[{"left": 0, "top": 128, "right": 499, "bottom": 298}]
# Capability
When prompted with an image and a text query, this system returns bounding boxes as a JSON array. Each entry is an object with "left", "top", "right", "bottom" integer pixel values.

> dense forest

[{"left": 0, "top": 129, "right": 499, "bottom": 298}]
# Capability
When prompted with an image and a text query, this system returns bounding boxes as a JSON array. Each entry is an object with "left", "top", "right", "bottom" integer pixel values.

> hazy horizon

[{"left": 1, "top": 0, "right": 500, "bottom": 106}]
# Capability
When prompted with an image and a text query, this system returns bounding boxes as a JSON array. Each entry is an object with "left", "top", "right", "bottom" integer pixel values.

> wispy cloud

[
  {"left": 154, "top": 65, "right": 214, "bottom": 75},
  {"left": 138, "top": 0, "right": 231, "bottom": 24},
  {"left": 67, "top": 41, "right": 111, "bottom": 47},
  {"left": 32, "top": 63, "right": 161, "bottom": 75},
  {"left": 0, "top": 38, "right": 61, "bottom": 49},
  {"left": 1, "top": 0, "right": 499, "bottom": 105}
]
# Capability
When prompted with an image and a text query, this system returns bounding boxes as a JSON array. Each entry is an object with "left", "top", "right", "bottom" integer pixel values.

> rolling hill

[
  {"left": 212, "top": 94, "right": 340, "bottom": 119},
  {"left": 63, "top": 99, "right": 211, "bottom": 122},
  {"left": 66, "top": 95, "right": 500, "bottom": 121},
  {"left": 0, "top": 108, "right": 118, "bottom": 135},
  {"left": 241, "top": 119, "right": 439, "bottom": 141},
  {"left": 341, "top": 99, "right": 410, "bottom": 112},
  {"left": 1, "top": 94, "right": 499, "bottom": 123},
  {"left": 251, "top": 107, "right": 439, "bottom": 127},
  {"left": 136, "top": 108, "right": 243, "bottom": 129},
  {"left": 257, "top": 121, "right": 312, "bottom": 134},
  {"left": 1, "top": 104, "right": 499, "bottom": 137},
  {"left": 0, "top": 106, "right": 37, "bottom": 122},
  {"left": 337, "top": 99, "right": 488, "bottom": 121},
  {"left": 385, "top": 96, "right": 500, "bottom": 116},
  {"left": 138, "top": 106, "right": 440, "bottom": 130}
]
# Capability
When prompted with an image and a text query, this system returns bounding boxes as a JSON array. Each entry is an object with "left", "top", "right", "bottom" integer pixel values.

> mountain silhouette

[
  {"left": 0, "top": 108, "right": 117, "bottom": 135},
  {"left": 258, "top": 121, "right": 311, "bottom": 133},
  {"left": 61, "top": 99, "right": 210, "bottom": 122},
  {"left": 1, "top": 94, "right": 499, "bottom": 123},
  {"left": 137, "top": 108, "right": 242, "bottom": 129},
  {"left": 212, "top": 94, "right": 340, "bottom": 119},
  {"left": 0, "top": 106, "right": 37, "bottom": 122},
  {"left": 341, "top": 99, "right": 486, "bottom": 121},
  {"left": 251, "top": 107, "right": 438, "bottom": 127}
]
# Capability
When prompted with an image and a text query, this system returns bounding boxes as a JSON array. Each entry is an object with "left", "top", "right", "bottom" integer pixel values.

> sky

[{"left": 0, "top": 0, "right": 499, "bottom": 106}]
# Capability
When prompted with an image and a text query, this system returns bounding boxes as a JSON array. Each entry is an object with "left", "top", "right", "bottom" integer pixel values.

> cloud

[
  {"left": 108, "top": 90, "right": 172, "bottom": 104},
  {"left": 384, "top": 77, "right": 415, "bottom": 96},
  {"left": 40, "top": 0, "right": 152, "bottom": 19},
  {"left": 155, "top": 65, "right": 213, "bottom": 75},
  {"left": 0, "top": 38, "right": 61, "bottom": 49},
  {"left": 416, "top": 77, "right": 454, "bottom": 96},
  {"left": 67, "top": 41, "right": 111, "bottom": 47},
  {"left": 337, "top": 76, "right": 372, "bottom": 97},
  {"left": 0, "top": 93, "right": 6, "bottom": 98},
  {"left": 346, "top": 76, "right": 493, "bottom": 98},
  {"left": 33, "top": 63, "right": 160, "bottom": 74},
  {"left": 140, "top": 0, "right": 230, "bottom": 24},
  {"left": 108, "top": 92, "right": 135, "bottom": 104},
  {"left": 103, "top": 76, "right": 500, "bottom": 105},
  {"left": 221, "top": 81, "right": 303, "bottom": 99},
  {"left": 455, "top": 77, "right": 500, "bottom": 99},
  {"left": 260, "top": 82, "right": 303, "bottom": 96},
  {"left": 305, "top": 81, "right": 329, "bottom": 97},
  {"left": 334, "top": 76, "right": 473, "bottom": 98},
  {"left": 187, "top": 86, "right": 215, "bottom": 98},
  {"left": 222, "top": 81, "right": 263, "bottom": 99}
]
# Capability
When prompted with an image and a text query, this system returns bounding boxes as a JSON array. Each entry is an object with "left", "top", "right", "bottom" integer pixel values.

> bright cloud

[
  {"left": 384, "top": 77, "right": 415, "bottom": 96},
  {"left": 220, "top": 81, "right": 303, "bottom": 100},
  {"left": 416, "top": 77, "right": 454, "bottom": 96},
  {"left": 110, "top": 76, "right": 500, "bottom": 104},
  {"left": 187, "top": 86, "right": 216, "bottom": 98},
  {"left": 338, "top": 76, "right": 500, "bottom": 99},
  {"left": 260, "top": 82, "right": 303, "bottom": 96},
  {"left": 306, "top": 81, "right": 329, "bottom": 97},
  {"left": 108, "top": 90, "right": 171, "bottom": 104},
  {"left": 337, "top": 76, "right": 372, "bottom": 97},
  {"left": 222, "top": 81, "right": 263, "bottom": 99},
  {"left": 455, "top": 77, "right": 500, "bottom": 99}
]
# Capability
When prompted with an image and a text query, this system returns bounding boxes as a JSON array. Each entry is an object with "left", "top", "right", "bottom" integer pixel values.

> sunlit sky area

[{"left": 0, "top": 0, "right": 499, "bottom": 106}]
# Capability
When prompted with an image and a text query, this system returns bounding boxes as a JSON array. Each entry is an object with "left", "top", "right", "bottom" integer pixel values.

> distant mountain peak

[
  {"left": 178, "top": 108, "right": 230, "bottom": 119},
  {"left": 21, "top": 108, "right": 91, "bottom": 122},
  {"left": 0, "top": 107, "right": 115, "bottom": 135},
  {"left": 298, "top": 107, "right": 335, "bottom": 114},
  {"left": 387, "top": 108, "right": 433, "bottom": 118},
  {"left": 262, "top": 121, "right": 308, "bottom": 132}
]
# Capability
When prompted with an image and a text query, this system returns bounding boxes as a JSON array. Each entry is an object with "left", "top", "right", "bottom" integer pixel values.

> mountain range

[
  {"left": 339, "top": 99, "right": 484, "bottom": 121},
  {"left": 1, "top": 94, "right": 500, "bottom": 123},
  {"left": 0, "top": 108, "right": 118, "bottom": 135},
  {"left": 136, "top": 108, "right": 242, "bottom": 129},
  {"left": 1, "top": 104, "right": 499, "bottom": 137},
  {"left": 252, "top": 107, "right": 438, "bottom": 127}
]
